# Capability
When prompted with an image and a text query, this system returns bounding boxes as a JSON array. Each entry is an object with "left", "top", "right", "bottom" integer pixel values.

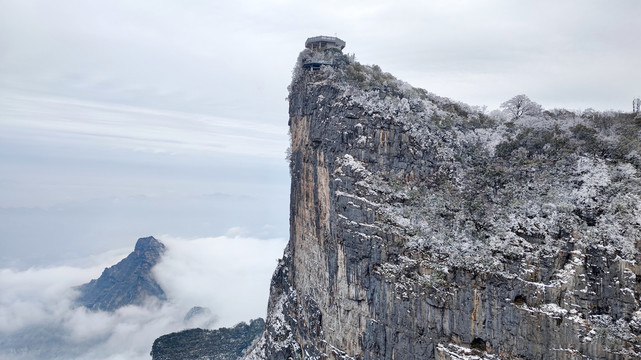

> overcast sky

[
  {"left": 1, "top": 0, "right": 639, "bottom": 117},
  {"left": 0, "top": 0, "right": 639, "bottom": 358}
]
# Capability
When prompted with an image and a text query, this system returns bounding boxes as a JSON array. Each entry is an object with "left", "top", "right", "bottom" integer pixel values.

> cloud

[
  {"left": 0, "top": 190, "right": 289, "bottom": 268},
  {"left": 0, "top": 90, "right": 290, "bottom": 268},
  {"left": 0, "top": 0, "right": 297, "bottom": 122},
  {"left": 0, "top": 92, "right": 288, "bottom": 159},
  {"left": 2, "top": 0, "right": 640, "bottom": 116},
  {"left": 153, "top": 235, "right": 287, "bottom": 327},
  {"left": 0, "top": 234, "right": 287, "bottom": 360}
]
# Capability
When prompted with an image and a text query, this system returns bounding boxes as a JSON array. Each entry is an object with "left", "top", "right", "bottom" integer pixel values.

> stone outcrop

[
  {"left": 151, "top": 318, "right": 265, "bottom": 360},
  {"left": 245, "top": 45, "right": 641, "bottom": 359},
  {"left": 76, "top": 236, "right": 167, "bottom": 311}
]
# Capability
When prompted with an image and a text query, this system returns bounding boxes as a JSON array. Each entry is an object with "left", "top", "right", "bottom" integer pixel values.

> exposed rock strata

[{"left": 246, "top": 47, "right": 641, "bottom": 359}]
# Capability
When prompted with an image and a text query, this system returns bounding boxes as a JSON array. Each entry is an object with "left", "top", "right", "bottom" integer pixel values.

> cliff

[
  {"left": 76, "top": 236, "right": 167, "bottom": 311},
  {"left": 244, "top": 46, "right": 641, "bottom": 359}
]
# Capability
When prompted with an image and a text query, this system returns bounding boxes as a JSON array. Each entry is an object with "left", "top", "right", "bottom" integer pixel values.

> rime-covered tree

[{"left": 500, "top": 94, "right": 542, "bottom": 120}]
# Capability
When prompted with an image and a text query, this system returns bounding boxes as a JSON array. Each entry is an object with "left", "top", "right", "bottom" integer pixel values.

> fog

[{"left": 0, "top": 234, "right": 287, "bottom": 360}]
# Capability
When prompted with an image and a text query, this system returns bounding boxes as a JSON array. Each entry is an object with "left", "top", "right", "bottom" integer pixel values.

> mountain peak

[
  {"left": 76, "top": 236, "right": 167, "bottom": 311},
  {"left": 134, "top": 236, "right": 165, "bottom": 254}
]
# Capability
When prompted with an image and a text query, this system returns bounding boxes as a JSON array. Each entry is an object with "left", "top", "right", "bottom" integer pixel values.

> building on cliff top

[
  {"left": 305, "top": 35, "right": 346, "bottom": 51},
  {"left": 303, "top": 36, "right": 346, "bottom": 70}
]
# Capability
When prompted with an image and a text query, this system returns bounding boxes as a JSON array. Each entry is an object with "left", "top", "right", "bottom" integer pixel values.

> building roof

[{"left": 305, "top": 36, "right": 346, "bottom": 50}]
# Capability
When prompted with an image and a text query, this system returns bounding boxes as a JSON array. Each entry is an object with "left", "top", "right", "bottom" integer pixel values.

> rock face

[
  {"left": 76, "top": 236, "right": 167, "bottom": 311},
  {"left": 151, "top": 318, "right": 265, "bottom": 360},
  {"left": 245, "top": 45, "right": 641, "bottom": 359}
]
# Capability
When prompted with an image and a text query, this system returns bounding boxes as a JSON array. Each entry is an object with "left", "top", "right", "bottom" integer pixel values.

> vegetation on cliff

[
  {"left": 249, "top": 47, "right": 641, "bottom": 359},
  {"left": 152, "top": 318, "right": 265, "bottom": 360}
]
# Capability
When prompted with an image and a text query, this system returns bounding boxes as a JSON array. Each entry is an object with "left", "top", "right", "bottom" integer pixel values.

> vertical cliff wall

[{"left": 245, "top": 48, "right": 641, "bottom": 359}]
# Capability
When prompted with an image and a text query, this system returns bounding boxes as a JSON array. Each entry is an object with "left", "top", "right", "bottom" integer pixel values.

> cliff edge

[{"left": 246, "top": 44, "right": 641, "bottom": 359}]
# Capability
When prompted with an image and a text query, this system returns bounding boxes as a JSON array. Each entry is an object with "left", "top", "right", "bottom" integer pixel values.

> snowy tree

[{"left": 500, "top": 94, "right": 542, "bottom": 120}]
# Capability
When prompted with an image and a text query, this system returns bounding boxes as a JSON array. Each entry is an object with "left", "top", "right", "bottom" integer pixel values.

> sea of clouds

[
  {"left": 0, "top": 234, "right": 287, "bottom": 360},
  {"left": 0, "top": 61, "right": 289, "bottom": 360}
]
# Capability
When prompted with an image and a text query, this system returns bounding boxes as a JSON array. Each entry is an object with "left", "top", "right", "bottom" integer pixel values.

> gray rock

[
  {"left": 245, "top": 45, "right": 641, "bottom": 359},
  {"left": 76, "top": 236, "right": 167, "bottom": 311},
  {"left": 151, "top": 318, "right": 265, "bottom": 360}
]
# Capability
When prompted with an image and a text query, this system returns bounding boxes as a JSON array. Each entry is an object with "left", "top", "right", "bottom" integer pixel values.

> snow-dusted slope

[{"left": 246, "top": 47, "right": 641, "bottom": 359}]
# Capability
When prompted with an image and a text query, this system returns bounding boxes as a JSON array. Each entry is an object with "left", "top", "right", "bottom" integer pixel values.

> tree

[{"left": 500, "top": 94, "right": 542, "bottom": 120}]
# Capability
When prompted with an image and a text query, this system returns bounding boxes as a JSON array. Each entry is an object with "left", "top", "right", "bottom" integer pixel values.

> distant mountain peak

[
  {"left": 134, "top": 236, "right": 165, "bottom": 256},
  {"left": 76, "top": 236, "right": 167, "bottom": 312}
]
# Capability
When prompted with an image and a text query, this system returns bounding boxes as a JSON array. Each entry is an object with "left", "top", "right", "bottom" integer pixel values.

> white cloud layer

[
  {"left": 0, "top": 234, "right": 286, "bottom": 360},
  {"left": 0, "top": 91, "right": 287, "bottom": 158}
]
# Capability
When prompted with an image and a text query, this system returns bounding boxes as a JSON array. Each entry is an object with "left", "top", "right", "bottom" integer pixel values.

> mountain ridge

[{"left": 151, "top": 318, "right": 265, "bottom": 360}]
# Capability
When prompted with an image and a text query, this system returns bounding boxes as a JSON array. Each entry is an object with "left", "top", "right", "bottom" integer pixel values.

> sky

[{"left": 0, "top": 0, "right": 640, "bottom": 358}]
